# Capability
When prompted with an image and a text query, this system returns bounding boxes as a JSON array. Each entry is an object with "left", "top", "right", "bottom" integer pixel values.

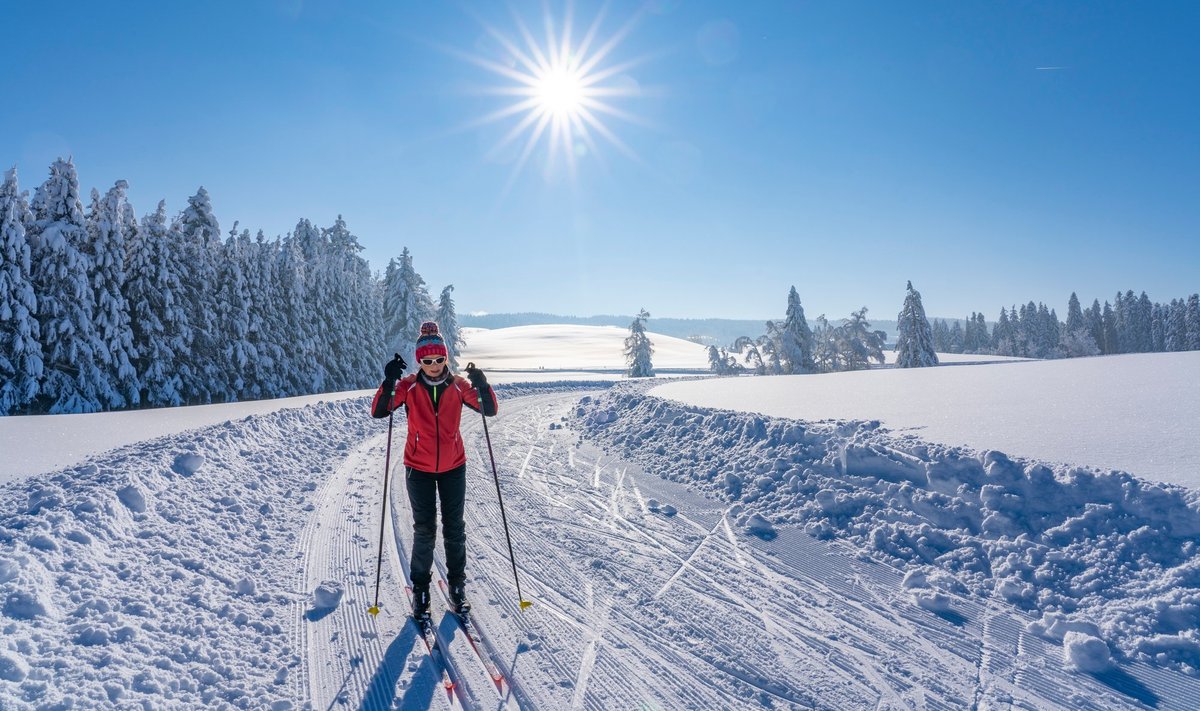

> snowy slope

[
  {"left": 459, "top": 324, "right": 710, "bottom": 371},
  {"left": 650, "top": 352, "right": 1200, "bottom": 488}
]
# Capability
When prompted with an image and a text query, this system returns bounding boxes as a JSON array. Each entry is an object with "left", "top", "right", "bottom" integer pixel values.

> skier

[{"left": 371, "top": 321, "right": 498, "bottom": 621}]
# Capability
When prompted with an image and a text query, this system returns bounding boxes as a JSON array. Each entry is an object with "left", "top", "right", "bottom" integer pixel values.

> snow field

[
  {"left": 572, "top": 381, "right": 1200, "bottom": 676},
  {"left": 649, "top": 351, "right": 1200, "bottom": 487},
  {"left": 458, "top": 325, "right": 711, "bottom": 371},
  {"left": 0, "top": 400, "right": 372, "bottom": 710}
]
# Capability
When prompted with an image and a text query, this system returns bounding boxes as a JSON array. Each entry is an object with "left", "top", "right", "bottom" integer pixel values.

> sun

[
  {"left": 451, "top": 3, "right": 653, "bottom": 186},
  {"left": 533, "top": 64, "right": 585, "bottom": 118}
]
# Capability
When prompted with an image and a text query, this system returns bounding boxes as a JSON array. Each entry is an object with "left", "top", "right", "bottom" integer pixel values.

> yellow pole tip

[
  {"left": 368, "top": 606, "right": 380, "bottom": 616},
  {"left": 519, "top": 600, "right": 533, "bottom": 609}
]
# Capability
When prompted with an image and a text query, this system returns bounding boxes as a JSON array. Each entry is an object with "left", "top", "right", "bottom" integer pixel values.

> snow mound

[
  {"left": 116, "top": 484, "right": 146, "bottom": 512},
  {"left": 171, "top": 452, "right": 206, "bottom": 476},
  {"left": 0, "top": 399, "right": 369, "bottom": 709},
  {"left": 237, "top": 577, "right": 258, "bottom": 596},
  {"left": 1063, "top": 631, "right": 1115, "bottom": 673},
  {"left": 744, "top": 513, "right": 776, "bottom": 539},
  {"left": 913, "top": 590, "right": 954, "bottom": 613},
  {"left": 313, "top": 581, "right": 344, "bottom": 609},
  {"left": 0, "top": 650, "right": 29, "bottom": 682},
  {"left": 573, "top": 381, "right": 1200, "bottom": 673}
]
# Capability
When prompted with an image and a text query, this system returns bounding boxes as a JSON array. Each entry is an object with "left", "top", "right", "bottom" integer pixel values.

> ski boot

[
  {"left": 449, "top": 583, "right": 472, "bottom": 616},
  {"left": 411, "top": 585, "right": 432, "bottom": 622}
]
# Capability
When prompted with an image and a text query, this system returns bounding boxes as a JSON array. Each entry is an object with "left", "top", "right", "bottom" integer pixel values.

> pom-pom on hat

[{"left": 415, "top": 321, "right": 448, "bottom": 360}]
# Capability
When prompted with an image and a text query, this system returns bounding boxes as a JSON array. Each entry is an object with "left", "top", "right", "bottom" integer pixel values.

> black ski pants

[{"left": 405, "top": 463, "right": 467, "bottom": 589}]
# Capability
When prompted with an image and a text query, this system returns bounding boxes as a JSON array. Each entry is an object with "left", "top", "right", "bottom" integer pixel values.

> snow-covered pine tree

[
  {"left": 975, "top": 313, "right": 991, "bottom": 353},
  {"left": 1086, "top": 299, "right": 1104, "bottom": 352},
  {"left": 247, "top": 230, "right": 284, "bottom": 399},
  {"left": 177, "top": 187, "right": 222, "bottom": 403},
  {"left": 1060, "top": 292, "right": 1098, "bottom": 357},
  {"left": 778, "top": 286, "right": 815, "bottom": 374},
  {"left": 0, "top": 167, "right": 42, "bottom": 414},
  {"left": 125, "top": 201, "right": 188, "bottom": 407},
  {"left": 707, "top": 345, "right": 725, "bottom": 374},
  {"left": 948, "top": 319, "right": 964, "bottom": 354},
  {"left": 324, "top": 215, "right": 378, "bottom": 388},
  {"left": 436, "top": 284, "right": 466, "bottom": 368},
  {"left": 731, "top": 335, "right": 766, "bottom": 375},
  {"left": 1101, "top": 301, "right": 1119, "bottom": 355},
  {"left": 383, "top": 247, "right": 434, "bottom": 366},
  {"left": 277, "top": 233, "right": 317, "bottom": 396},
  {"left": 1187, "top": 294, "right": 1200, "bottom": 351},
  {"left": 1151, "top": 302, "right": 1166, "bottom": 352},
  {"left": 809, "top": 315, "right": 837, "bottom": 373},
  {"left": 1113, "top": 291, "right": 1130, "bottom": 354},
  {"left": 293, "top": 218, "right": 337, "bottom": 391},
  {"left": 895, "top": 280, "right": 939, "bottom": 368},
  {"left": 28, "top": 158, "right": 106, "bottom": 413},
  {"left": 931, "top": 319, "right": 949, "bottom": 353},
  {"left": 85, "top": 180, "right": 140, "bottom": 408},
  {"left": 760, "top": 321, "right": 784, "bottom": 375},
  {"left": 837, "top": 307, "right": 886, "bottom": 371},
  {"left": 1065, "top": 292, "right": 1084, "bottom": 334},
  {"left": 215, "top": 223, "right": 254, "bottom": 401},
  {"left": 624, "top": 308, "right": 655, "bottom": 377},
  {"left": 1129, "top": 292, "right": 1153, "bottom": 353},
  {"left": 1164, "top": 299, "right": 1187, "bottom": 351},
  {"left": 235, "top": 228, "right": 266, "bottom": 400}
]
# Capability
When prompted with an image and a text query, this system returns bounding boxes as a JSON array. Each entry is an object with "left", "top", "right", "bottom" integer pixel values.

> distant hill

[{"left": 459, "top": 312, "right": 898, "bottom": 347}]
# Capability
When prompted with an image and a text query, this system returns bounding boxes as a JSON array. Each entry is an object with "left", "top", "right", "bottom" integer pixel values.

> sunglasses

[{"left": 420, "top": 356, "right": 447, "bottom": 366}]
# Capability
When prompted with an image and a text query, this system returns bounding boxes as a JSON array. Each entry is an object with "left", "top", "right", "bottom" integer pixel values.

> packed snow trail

[{"left": 298, "top": 428, "right": 464, "bottom": 710}]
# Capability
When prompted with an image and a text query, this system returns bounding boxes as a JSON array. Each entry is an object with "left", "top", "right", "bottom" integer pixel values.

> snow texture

[
  {"left": 575, "top": 376, "right": 1200, "bottom": 674},
  {"left": 652, "top": 351, "right": 1200, "bottom": 487}
]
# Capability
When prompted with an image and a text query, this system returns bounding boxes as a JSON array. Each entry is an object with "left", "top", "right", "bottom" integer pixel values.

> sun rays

[{"left": 452, "top": 2, "right": 652, "bottom": 187}]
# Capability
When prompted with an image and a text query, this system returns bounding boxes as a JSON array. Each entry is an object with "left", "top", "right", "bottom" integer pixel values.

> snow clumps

[
  {"left": 313, "top": 580, "right": 344, "bottom": 610},
  {"left": 572, "top": 381, "right": 1200, "bottom": 674},
  {"left": 1063, "top": 631, "right": 1115, "bottom": 673}
]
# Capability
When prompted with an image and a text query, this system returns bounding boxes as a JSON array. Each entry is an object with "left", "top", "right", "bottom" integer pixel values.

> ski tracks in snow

[
  {"left": 297, "top": 429, "right": 464, "bottom": 711},
  {"left": 293, "top": 389, "right": 1195, "bottom": 710}
]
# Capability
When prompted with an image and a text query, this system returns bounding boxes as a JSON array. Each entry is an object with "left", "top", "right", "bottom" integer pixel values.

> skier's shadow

[{"left": 356, "top": 622, "right": 429, "bottom": 711}]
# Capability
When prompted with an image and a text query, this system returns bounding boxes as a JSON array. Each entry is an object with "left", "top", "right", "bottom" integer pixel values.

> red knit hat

[{"left": 415, "top": 321, "right": 448, "bottom": 360}]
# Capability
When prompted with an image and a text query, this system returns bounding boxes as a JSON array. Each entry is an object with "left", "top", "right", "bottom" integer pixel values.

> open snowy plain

[{"left": 1, "top": 325, "right": 1198, "bottom": 710}]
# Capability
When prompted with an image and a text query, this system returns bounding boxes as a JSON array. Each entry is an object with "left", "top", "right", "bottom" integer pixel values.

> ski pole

[
  {"left": 368, "top": 412, "right": 394, "bottom": 616},
  {"left": 468, "top": 362, "right": 532, "bottom": 610}
]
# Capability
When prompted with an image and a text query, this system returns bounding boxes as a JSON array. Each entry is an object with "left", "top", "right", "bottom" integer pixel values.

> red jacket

[{"left": 371, "top": 373, "right": 497, "bottom": 473}]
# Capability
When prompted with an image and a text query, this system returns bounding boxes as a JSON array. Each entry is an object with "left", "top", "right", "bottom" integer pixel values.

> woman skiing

[{"left": 371, "top": 321, "right": 498, "bottom": 621}]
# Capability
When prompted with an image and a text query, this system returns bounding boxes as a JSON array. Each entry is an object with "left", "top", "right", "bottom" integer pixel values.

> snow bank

[
  {"left": 0, "top": 390, "right": 372, "bottom": 486},
  {"left": 572, "top": 382, "right": 1200, "bottom": 674},
  {"left": 0, "top": 399, "right": 373, "bottom": 710},
  {"left": 649, "top": 352, "right": 1200, "bottom": 487}
]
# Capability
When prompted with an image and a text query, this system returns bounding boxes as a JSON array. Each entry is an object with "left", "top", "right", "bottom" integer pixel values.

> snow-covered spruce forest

[
  {"left": 0, "top": 159, "right": 463, "bottom": 416},
  {"left": 3, "top": 157, "right": 1199, "bottom": 416}
]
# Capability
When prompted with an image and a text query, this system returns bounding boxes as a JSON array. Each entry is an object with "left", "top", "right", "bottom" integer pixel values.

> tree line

[
  {"left": 932, "top": 291, "right": 1200, "bottom": 359},
  {"left": 0, "top": 158, "right": 461, "bottom": 415}
]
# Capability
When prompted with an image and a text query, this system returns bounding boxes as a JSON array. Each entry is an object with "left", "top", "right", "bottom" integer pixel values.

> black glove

[
  {"left": 384, "top": 353, "right": 406, "bottom": 382},
  {"left": 465, "top": 363, "right": 488, "bottom": 390}
]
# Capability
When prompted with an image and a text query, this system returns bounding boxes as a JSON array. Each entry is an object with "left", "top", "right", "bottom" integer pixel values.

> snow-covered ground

[
  {"left": 3, "top": 337, "right": 1199, "bottom": 710},
  {"left": 0, "top": 391, "right": 373, "bottom": 487},
  {"left": 459, "top": 324, "right": 710, "bottom": 371},
  {"left": 650, "top": 352, "right": 1200, "bottom": 488}
]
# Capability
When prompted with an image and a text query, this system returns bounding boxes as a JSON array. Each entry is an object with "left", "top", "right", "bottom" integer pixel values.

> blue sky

[{"left": 3, "top": 1, "right": 1197, "bottom": 321}]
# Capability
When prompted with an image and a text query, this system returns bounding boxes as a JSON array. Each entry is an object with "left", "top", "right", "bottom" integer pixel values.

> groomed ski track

[{"left": 299, "top": 389, "right": 1200, "bottom": 710}]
